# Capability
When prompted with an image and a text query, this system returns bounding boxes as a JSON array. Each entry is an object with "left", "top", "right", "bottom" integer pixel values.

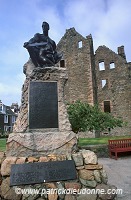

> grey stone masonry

[{"left": 57, "top": 28, "right": 97, "bottom": 105}]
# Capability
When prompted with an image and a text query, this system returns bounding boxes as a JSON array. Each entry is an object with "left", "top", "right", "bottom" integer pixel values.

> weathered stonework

[
  {"left": 95, "top": 45, "right": 131, "bottom": 135},
  {"left": 0, "top": 150, "right": 117, "bottom": 200},
  {"left": 13, "top": 62, "right": 71, "bottom": 133},
  {"left": 56, "top": 28, "right": 131, "bottom": 136},
  {"left": 57, "top": 28, "right": 97, "bottom": 105},
  {"left": 6, "top": 62, "right": 78, "bottom": 157},
  {"left": 6, "top": 131, "right": 77, "bottom": 157}
]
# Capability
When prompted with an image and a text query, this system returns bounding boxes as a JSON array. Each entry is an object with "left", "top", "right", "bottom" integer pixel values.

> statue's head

[{"left": 42, "top": 22, "right": 50, "bottom": 31}]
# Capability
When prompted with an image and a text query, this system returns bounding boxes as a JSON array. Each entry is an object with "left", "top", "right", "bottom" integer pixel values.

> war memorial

[{"left": 0, "top": 22, "right": 117, "bottom": 200}]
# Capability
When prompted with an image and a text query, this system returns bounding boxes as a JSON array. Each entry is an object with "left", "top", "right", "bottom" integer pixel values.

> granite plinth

[{"left": 6, "top": 131, "right": 77, "bottom": 157}]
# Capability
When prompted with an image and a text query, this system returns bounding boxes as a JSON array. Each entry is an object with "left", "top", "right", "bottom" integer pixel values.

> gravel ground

[{"left": 98, "top": 156, "right": 131, "bottom": 200}]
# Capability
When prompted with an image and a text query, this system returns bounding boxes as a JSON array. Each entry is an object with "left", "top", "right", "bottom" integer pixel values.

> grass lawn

[
  {"left": 0, "top": 138, "right": 6, "bottom": 151},
  {"left": 78, "top": 135, "right": 131, "bottom": 146},
  {"left": 0, "top": 136, "right": 131, "bottom": 150}
]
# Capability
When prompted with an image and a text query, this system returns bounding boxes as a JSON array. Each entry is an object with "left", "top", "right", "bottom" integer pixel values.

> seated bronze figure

[{"left": 23, "top": 22, "right": 62, "bottom": 67}]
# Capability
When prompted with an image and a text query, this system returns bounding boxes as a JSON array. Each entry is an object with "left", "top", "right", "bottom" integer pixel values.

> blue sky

[{"left": 0, "top": 0, "right": 131, "bottom": 106}]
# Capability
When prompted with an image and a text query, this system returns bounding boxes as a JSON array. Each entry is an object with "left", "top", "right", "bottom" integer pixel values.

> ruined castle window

[
  {"left": 128, "top": 66, "right": 131, "bottom": 78},
  {"left": 99, "top": 61, "right": 105, "bottom": 71},
  {"left": 104, "top": 101, "right": 111, "bottom": 113},
  {"left": 102, "top": 79, "right": 106, "bottom": 88},
  {"left": 110, "top": 62, "right": 115, "bottom": 69},
  {"left": 78, "top": 41, "right": 82, "bottom": 48},
  {"left": 60, "top": 60, "right": 65, "bottom": 68}
]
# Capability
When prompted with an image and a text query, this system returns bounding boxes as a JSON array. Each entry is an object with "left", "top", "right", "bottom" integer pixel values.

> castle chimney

[{"left": 117, "top": 45, "right": 126, "bottom": 60}]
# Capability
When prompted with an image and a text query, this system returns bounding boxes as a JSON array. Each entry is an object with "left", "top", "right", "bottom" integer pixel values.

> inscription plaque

[
  {"left": 29, "top": 81, "right": 58, "bottom": 129},
  {"left": 10, "top": 160, "right": 77, "bottom": 186}
]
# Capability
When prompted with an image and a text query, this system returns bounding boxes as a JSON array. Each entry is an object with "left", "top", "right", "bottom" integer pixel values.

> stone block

[
  {"left": 45, "top": 182, "right": 57, "bottom": 189},
  {"left": 96, "top": 183, "right": 117, "bottom": 200},
  {"left": 16, "top": 157, "right": 26, "bottom": 164},
  {"left": 1, "top": 157, "right": 17, "bottom": 176},
  {"left": 6, "top": 131, "right": 77, "bottom": 157},
  {"left": 65, "top": 182, "right": 81, "bottom": 191},
  {"left": 72, "top": 153, "right": 83, "bottom": 167},
  {"left": 48, "top": 193, "right": 58, "bottom": 200},
  {"left": 28, "top": 157, "right": 39, "bottom": 163},
  {"left": 22, "top": 185, "right": 39, "bottom": 200},
  {"left": 0, "top": 152, "right": 5, "bottom": 165},
  {"left": 39, "top": 156, "right": 50, "bottom": 162},
  {"left": 57, "top": 154, "right": 67, "bottom": 161},
  {"left": 48, "top": 155, "right": 58, "bottom": 161},
  {"left": 94, "top": 170, "right": 101, "bottom": 183},
  {"left": 79, "top": 169, "right": 94, "bottom": 181},
  {"left": 79, "top": 178, "right": 97, "bottom": 188},
  {"left": 84, "top": 164, "right": 103, "bottom": 170},
  {"left": 1, "top": 177, "right": 22, "bottom": 200},
  {"left": 100, "top": 169, "right": 108, "bottom": 184},
  {"left": 76, "top": 166, "right": 84, "bottom": 170},
  {"left": 35, "top": 198, "right": 44, "bottom": 200},
  {"left": 57, "top": 182, "right": 65, "bottom": 199},
  {"left": 81, "top": 150, "right": 97, "bottom": 165},
  {"left": 76, "top": 193, "right": 97, "bottom": 200},
  {"left": 65, "top": 194, "right": 76, "bottom": 200}
]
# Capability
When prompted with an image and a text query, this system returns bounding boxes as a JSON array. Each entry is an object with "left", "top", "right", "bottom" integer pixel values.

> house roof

[
  {"left": 6, "top": 106, "right": 17, "bottom": 116},
  {"left": 0, "top": 104, "right": 17, "bottom": 116}
]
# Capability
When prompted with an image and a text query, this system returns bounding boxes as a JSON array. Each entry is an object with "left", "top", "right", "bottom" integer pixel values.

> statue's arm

[{"left": 23, "top": 33, "right": 40, "bottom": 48}]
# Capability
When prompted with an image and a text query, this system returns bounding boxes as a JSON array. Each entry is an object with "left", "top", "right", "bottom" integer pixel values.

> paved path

[{"left": 98, "top": 156, "right": 131, "bottom": 200}]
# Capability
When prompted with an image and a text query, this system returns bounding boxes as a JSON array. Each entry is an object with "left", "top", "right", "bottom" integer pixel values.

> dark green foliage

[{"left": 67, "top": 100, "right": 125, "bottom": 134}]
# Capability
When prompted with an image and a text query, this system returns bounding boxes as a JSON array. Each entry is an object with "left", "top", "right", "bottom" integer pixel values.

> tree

[{"left": 67, "top": 100, "right": 125, "bottom": 137}]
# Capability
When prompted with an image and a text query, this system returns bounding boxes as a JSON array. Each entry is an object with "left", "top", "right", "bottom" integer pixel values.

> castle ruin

[{"left": 57, "top": 28, "right": 131, "bottom": 136}]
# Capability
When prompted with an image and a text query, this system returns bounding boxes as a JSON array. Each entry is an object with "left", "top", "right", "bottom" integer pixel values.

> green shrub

[{"left": 67, "top": 100, "right": 126, "bottom": 137}]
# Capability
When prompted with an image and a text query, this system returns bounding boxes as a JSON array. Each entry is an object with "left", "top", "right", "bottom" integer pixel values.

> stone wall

[
  {"left": 57, "top": 28, "right": 97, "bottom": 105},
  {"left": 0, "top": 150, "right": 117, "bottom": 200},
  {"left": 95, "top": 45, "right": 131, "bottom": 135},
  {"left": 78, "top": 131, "right": 95, "bottom": 138},
  {"left": 57, "top": 27, "right": 131, "bottom": 136}
]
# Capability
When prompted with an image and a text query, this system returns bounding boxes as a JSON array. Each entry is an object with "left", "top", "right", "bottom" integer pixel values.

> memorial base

[
  {"left": 0, "top": 150, "right": 117, "bottom": 200},
  {"left": 6, "top": 131, "right": 77, "bottom": 157}
]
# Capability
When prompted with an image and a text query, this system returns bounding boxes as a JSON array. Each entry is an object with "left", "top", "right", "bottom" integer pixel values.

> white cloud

[
  {"left": 63, "top": 0, "right": 105, "bottom": 35},
  {"left": 0, "top": 0, "right": 131, "bottom": 105},
  {"left": 93, "top": 0, "right": 131, "bottom": 59},
  {"left": 61, "top": 0, "right": 131, "bottom": 60}
]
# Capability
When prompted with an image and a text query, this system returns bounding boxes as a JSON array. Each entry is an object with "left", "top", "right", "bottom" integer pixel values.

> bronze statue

[{"left": 23, "top": 22, "right": 62, "bottom": 67}]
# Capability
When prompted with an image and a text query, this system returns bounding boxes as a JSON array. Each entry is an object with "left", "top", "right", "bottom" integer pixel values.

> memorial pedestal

[
  {"left": 6, "top": 131, "right": 77, "bottom": 157},
  {"left": 7, "top": 63, "right": 77, "bottom": 157}
]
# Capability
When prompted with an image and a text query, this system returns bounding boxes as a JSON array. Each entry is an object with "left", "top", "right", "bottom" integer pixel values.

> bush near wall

[{"left": 67, "top": 100, "right": 126, "bottom": 137}]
